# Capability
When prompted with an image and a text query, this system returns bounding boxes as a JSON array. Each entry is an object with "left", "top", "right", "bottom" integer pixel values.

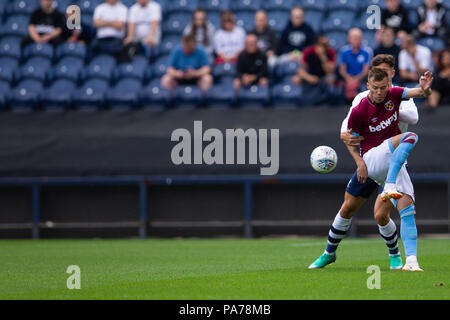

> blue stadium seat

[
  {"left": 48, "top": 56, "right": 84, "bottom": 83},
  {"left": 167, "top": 0, "right": 199, "bottom": 13},
  {"left": 158, "top": 35, "right": 182, "bottom": 56},
  {"left": 72, "top": 78, "right": 109, "bottom": 109},
  {"left": 271, "top": 81, "right": 302, "bottom": 107},
  {"left": 267, "top": 10, "right": 290, "bottom": 33},
  {"left": 53, "top": 0, "right": 75, "bottom": 10},
  {"left": 237, "top": 85, "right": 270, "bottom": 106},
  {"left": 322, "top": 11, "right": 356, "bottom": 33},
  {"left": 56, "top": 42, "right": 87, "bottom": 61},
  {"left": 163, "top": 12, "right": 191, "bottom": 34},
  {"left": 263, "top": 0, "right": 293, "bottom": 11},
  {"left": 152, "top": 55, "right": 170, "bottom": 78},
  {"left": 401, "top": 0, "right": 422, "bottom": 10},
  {"left": 360, "top": 0, "right": 386, "bottom": 10},
  {"left": 235, "top": 11, "right": 255, "bottom": 31},
  {"left": 81, "top": 13, "right": 94, "bottom": 31},
  {"left": 207, "top": 11, "right": 222, "bottom": 29},
  {"left": 7, "top": 0, "right": 39, "bottom": 15},
  {"left": 202, "top": 0, "right": 230, "bottom": 12},
  {"left": 40, "top": 79, "right": 76, "bottom": 110},
  {"left": 303, "top": 10, "right": 324, "bottom": 33},
  {"left": 113, "top": 56, "right": 148, "bottom": 81},
  {"left": 299, "top": 0, "right": 327, "bottom": 11},
  {"left": 7, "top": 79, "right": 43, "bottom": 111},
  {"left": 16, "top": 57, "right": 51, "bottom": 83},
  {"left": 418, "top": 37, "right": 446, "bottom": 52},
  {"left": 207, "top": 83, "right": 235, "bottom": 106},
  {"left": 408, "top": 9, "right": 419, "bottom": 29},
  {"left": 23, "top": 43, "right": 54, "bottom": 61},
  {"left": 106, "top": 78, "right": 142, "bottom": 109},
  {"left": 82, "top": 54, "right": 116, "bottom": 81},
  {"left": 362, "top": 30, "right": 377, "bottom": 50},
  {"left": 0, "top": 80, "right": 10, "bottom": 109},
  {"left": 325, "top": 31, "right": 348, "bottom": 51},
  {"left": 0, "top": 37, "right": 22, "bottom": 60},
  {"left": 212, "top": 63, "right": 237, "bottom": 80},
  {"left": 139, "top": 79, "right": 170, "bottom": 108},
  {"left": 77, "top": 0, "right": 102, "bottom": 14},
  {"left": 327, "top": 0, "right": 361, "bottom": 12},
  {"left": 121, "top": 0, "right": 136, "bottom": 8},
  {"left": 230, "top": 0, "right": 262, "bottom": 12},
  {"left": 0, "top": 15, "right": 29, "bottom": 38},
  {"left": 173, "top": 85, "right": 204, "bottom": 106},
  {"left": 275, "top": 60, "right": 300, "bottom": 79},
  {"left": 0, "top": 57, "right": 18, "bottom": 82}
]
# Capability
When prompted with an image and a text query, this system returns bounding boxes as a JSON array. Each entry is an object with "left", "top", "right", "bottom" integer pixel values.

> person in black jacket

[
  {"left": 249, "top": 10, "right": 278, "bottom": 68},
  {"left": 415, "top": 0, "right": 447, "bottom": 40},
  {"left": 381, "top": 0, "right": 411, "bottom": 38},
  {"left": 233, "top": 34, "right": 269, "bottom": 92}
]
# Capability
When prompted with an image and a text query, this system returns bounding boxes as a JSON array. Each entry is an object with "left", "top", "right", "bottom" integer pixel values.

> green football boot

[
  {"left": 390, "top": 254, "right": 403, "bottom": 270},
  {"left": 308, "top": 253, "right": 336, "bottom": 269}
]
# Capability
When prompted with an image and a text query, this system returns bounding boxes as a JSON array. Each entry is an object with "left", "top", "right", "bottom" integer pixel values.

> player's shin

[
  {"left": 399, "top": 204, "right": 418, "bottom": 258},
  {"left": 378, "top": 219, "right": 400, "bottom": 256},
  {"left": 386, "top": 132, "right": 419, "bottom": 185},
  {"left": 325, "top": 211, "right": 352, "bottom": 255}
]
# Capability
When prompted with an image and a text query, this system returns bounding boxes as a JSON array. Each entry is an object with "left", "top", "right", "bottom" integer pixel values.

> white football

[{"left": 310, "top": 146, "right": 338, "bottom": 173}]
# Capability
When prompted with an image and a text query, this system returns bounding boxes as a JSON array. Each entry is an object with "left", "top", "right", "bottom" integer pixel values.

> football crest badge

[{"left": 384, "top": 100, "right": 394, "bottom": 111}]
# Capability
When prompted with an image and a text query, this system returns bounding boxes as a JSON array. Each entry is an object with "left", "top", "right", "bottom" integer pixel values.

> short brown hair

[
  {"left": 182, "top": 33, "right": 196, "bottom": 44},
  {"left": 371, "top": 54, "right": 395, "bottom": 69},
  {"left": 368, "top": 67, "right": 389, "bottom": 82}
]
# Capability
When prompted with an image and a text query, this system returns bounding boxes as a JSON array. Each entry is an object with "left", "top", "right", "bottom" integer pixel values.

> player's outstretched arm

[
  {"left": 405, "top": 71, "right": 433, "bottom": 99},
  {"left": 344, "top": 134, "right": 367, "bottom": 184}
]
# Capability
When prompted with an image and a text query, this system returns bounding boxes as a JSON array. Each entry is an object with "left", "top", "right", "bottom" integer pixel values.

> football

[{"left": 310, "top": 146, "right": 338, "bottom": 173}]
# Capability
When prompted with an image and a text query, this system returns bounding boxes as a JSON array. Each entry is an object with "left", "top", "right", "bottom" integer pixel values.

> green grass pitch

[{"left": 0, "top": 238, "right": 449, "bottom": 300}]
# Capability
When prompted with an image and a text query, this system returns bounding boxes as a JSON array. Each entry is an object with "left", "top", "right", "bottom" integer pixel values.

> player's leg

[
  {"left": 381, "top": 132, "right": 419, "bottom": 201},
  {"left": 374, "top": 196, "right": 402, "bottom": 269}
]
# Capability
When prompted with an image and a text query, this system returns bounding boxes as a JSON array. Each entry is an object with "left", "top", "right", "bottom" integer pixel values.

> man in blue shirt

[
  {"left": 338, "top": 28, "right": 373, "bottom": 102},
  {"left": 161, "top": 34, "right": 213, "bottom": 96}
]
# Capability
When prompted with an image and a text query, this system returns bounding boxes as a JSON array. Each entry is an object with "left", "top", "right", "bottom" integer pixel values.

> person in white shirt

[
  {"left": 213, "top": 10, "right": 246, "bottom": 64},
  {"left": 398, "top": 34, "right": 433, "bottom": 84},
  {"left": 91, "top": 0, "right": 128, "bottom": 55},
  {"left": 123, "top": 0, "right": 161, "bottom": 57}
]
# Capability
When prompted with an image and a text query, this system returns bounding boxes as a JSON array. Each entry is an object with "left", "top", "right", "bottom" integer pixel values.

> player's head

[
  {"left": 371, "top": 54, "right": 396, "bottom": 84},
  {"left": 367, "top": 68, "right": 390, "bottom": 104}
]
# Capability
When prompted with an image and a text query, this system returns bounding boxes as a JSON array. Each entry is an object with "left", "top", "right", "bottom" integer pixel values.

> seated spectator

[
  {"left": 374, "top": 26, "right": 401, "bottom": 83},
  {"left": 91, "top": 0, "right": 128, "bottom": 56},
  {"left": 63, "top": 7, "right": 90, "bottom": 44},
  {"left": 161, "top": 34, "right": 213, "bottom": 97},
  {"left": 381, "top": 0, "right": 411, "bottom": 39},
  {"left": 22, "top": 0, "right": 65, "bottom": 48},
  {"left": 277, "top": 6, "right": 315, "bottom": 64},
  {"left": 183, "top": 8, "right": 216, "bottom": 59},
  {"left": 249, "top": 10, "right": 278, "bottom": 68},
  {"left": 123, "top": 0, "right": 161, "bottom": 58},
  {"left": 213, "top": 11, "right": 246, "bottom": 64},
  {"left": 294, "top": 35, "right": 339, "bottom": 105},
  {"left": 399, "top": 34, "right": 433, "bottom": 84},
  {"left": 427, "top": 48, "right": 450, "bottom": 109},
  {"left": 415, "top": 0, "right": 447, "bottom": 40},
  {"left": 338, "top": 28, "right": 372, "bottom": 101},
  {"left": 233, "top": 34, "right": 269, "bottom": 93}
]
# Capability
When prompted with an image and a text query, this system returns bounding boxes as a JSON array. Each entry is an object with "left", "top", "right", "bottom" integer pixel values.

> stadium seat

[
  {"left": 77, "top": 0, "right": 102, "bottom": 14},
  {"left": 298, "top": 0, "right": 327, "bottom": 11},
  {"left": 163, "top": 12, "right": 191, "bottom": 34},
  {"left": 303, "top": 10, "right": 324, "bottom": 33},
  {"left": 327, "top": 0, "right": 361, "bottom": 12},
  {"left": 139, "top": 79, "right": 170, "bottom": 108},
  {"left": 72, "top": 78, "right": 109, "bottom": 109},
  {"left": 230, "top": 0, "right": 262, "bottom": 12},
  {"left": 0, "top": 80, "right": 9, "bottom": 109},
  {"left": 173, "top": 85, "right": 204, "bottom": 107},
  {"left": 212, "top": 63, "right": 237, "bottom": 80},
  {"left": 48, "top": 56, "right": 84, "bottom": 83},
  {"left": 207, "top": 11, "right": 222, "bottom": 29},
  {"left": 362, "top": 31, "right": 377, "bottom": 50},
  {"left": 7, "top": 0, "right": 39, "bottom": 15},
  {"left": 167, "top": 0, "right": 199, "bottom": 13},
  {"left": 263, "top": 0, "right": 294, "bottom": 11},
  {"left": 152, "top": 55, "right": 170, "bottom": 78},
  {"left": 237, "top": 85, "right": 270, "bottom": 106},
  {"left": 202, "top": 0, "right": 230, "bottom": 12},
  {"left": 53, "top": 0, "right": 75, "bottom": 10},
  {"left": 401, "top": 0, "right": 422, "bottom": 10},
  {"left": 0, "top": 15, "right": 29, "bottom": 38},
  {"left": 418, "top": 37, "right": 445, "bottom": 53},
  {"left": 322, "top": 11, "right": 356, "bottom": 33},
  {"left": 271, "top": 81, "right": 302, "bottom": 107},
  {"left": 23, "top": 43, "right": 54, "bottom": 61},
  {"left": 40, "top": 79, "right": 76, "bottom": 110},
  {"left": 106, "top": 78, "right": 142, "bottom": 109},
  {"left": 325, "top": 31, "right": 348, "bottom": 51},
  {"left": 0, "top": 57, "right": 18, "bottom": 83},
  {"left": 158, "top": 35, "right": 182, "bottom": 56},
  {"left": 360, "top": 0, "right": 386, "bottom": 10},
  {"left": 207, "top": 83, "right": 235, "bottom": 106},
  {"left": 0, "top": 37, "right": 22, "bottom": 60},
  {"left": 275, "top": 60, "right": 300, "bottom": 80},
  {"left": 267, "top": 10, "right": 290, "bottom": 33},
  {"left": 235, "top": 11, "right": 255, "bottom": 32},
  {"left": 15, "top": 57, "right": 51, "bottom": 83},
  {"left": 113, "top": 56, "right": 148, "bottom": 82},
  {"left": 7, "top": 79, "right": 43, "bottom": 111},
  {"left": 82, "top": 54, "right": 116, "bottom": 81},
  {"left": 56, "top": 42, "right": 87, "bottom": 61},
  {"left": 408, "top": 9, "right": 419, "bottom": 29},
  {"left": 120, "top": 0, "right": 136, "bottom": 8}
]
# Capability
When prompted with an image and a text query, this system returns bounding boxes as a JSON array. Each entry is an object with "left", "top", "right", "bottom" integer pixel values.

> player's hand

[
  {"left": 341, "top": 129, "right": 364, "bottom": 146},
  {"left": 419, "top": 71, "right": 433, "bottom": 93},
  {"left": 357, "top": 162, "right": 368, "bottom": 184}
]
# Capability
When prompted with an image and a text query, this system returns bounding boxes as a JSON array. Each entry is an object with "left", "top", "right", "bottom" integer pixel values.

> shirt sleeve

[
  {"left": 347, "top": 107, "right": 362, "bottom": 136},
  {"left": 128, "top": 6, "right": 136, "bottom": 23},
  {"left": 340, "top": 92, "right": 366, "bottom": 133},
  {"left": 398, "top": 98, "right": 419, "bottom": 125}
]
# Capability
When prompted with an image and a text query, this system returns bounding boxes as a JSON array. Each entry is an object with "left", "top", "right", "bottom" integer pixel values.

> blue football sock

[
  {"left": 400, "top": 204, "right": 418, "bottom": 257},
  {"left": 386, "top": 132, "right": 418, "bottom": 184}
]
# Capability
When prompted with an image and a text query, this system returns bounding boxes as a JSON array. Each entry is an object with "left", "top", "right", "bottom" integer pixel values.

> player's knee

[
  {"left": 374, "top": 211, "right": 389, "bottom": 225},
  {"left": 340, "top": 201, "right": 359, "bottom": 218},
  {"left": 401, "top": 132, "right": 419, "bottom": 147}
]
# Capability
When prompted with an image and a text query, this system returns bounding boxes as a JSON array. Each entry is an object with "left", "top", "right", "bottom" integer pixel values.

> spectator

[
  {"left": 161, "top": 34, "right": 213, "bottom": 97},
  {"left": 22, "top": 0, "right": 65, "bottom": 48},
  {"left": 381, "top": 0, "right": 411, "bottom": 38},
  {"left": 249, "top": 10, "right": 278, "bottom": 68},
  {"left": 415, "top": 0, "right": 447, "bottom": 40},
  {"left": 338, "top": 28, "right": 372, "bottom": 101},
  {"left": 123, "top": 0, "right": 161, "bottom": 58},
  {"left": 91, "top": 0, "right": 128, "bottom": 56},
  {"left": 427, "top": 48, "right": 450, "bottom": 109},
  {"left": 62, "top": 6, "right": 90, "bottom": 44},
  {"left": 183, "top": 8, "right": 216, "bottom": 59},
  {"left": 233, "top": 34, "right": 269, "bottom": 93},
  {"left": 213, "top": 11, "right": 246, "bottom": 64},
  {"left": 374, "top": 26, "right": 401, "bottom": 83},
  {"left": 277, "top": 6, "right": 315, "bottom": 63},
  {"left": 399, "top": 34, "right": 433, "bottom": 84},
  {"left": 294, "top": 35, "right": 339, "bottom": 105}
]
